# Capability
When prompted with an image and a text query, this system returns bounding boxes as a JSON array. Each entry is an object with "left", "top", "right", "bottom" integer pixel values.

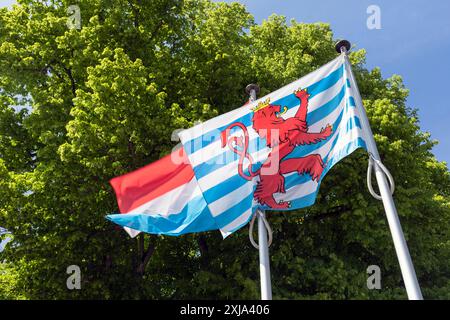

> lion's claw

[
  {"left": 294, "top": 88, "right": 310, "bottom": 100},
  {"left": 275, "top": 200, "right": 291, "bottom": 209}
]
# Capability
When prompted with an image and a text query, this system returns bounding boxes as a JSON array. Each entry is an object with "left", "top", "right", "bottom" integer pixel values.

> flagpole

[
  {"left": 246, "top": 84, "right": 273, "bottom": 300},
  {"left": 336, "top": 40, "right": 423, "bottom": 300}
]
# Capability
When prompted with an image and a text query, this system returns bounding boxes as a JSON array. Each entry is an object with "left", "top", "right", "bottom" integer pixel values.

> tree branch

[
  {"left": 198, "top": 234, "right": 209, "bottom": 266},
  {"left": 306, "top": 205, "right": 352, "bottom": 222},
  {"left": 61, "top": 65, "right": 77, "bottom": 97},
  {"left": 136, "top": 234, "right": 155, "bottom": 276},
  {"left": 127, "top": 0, "right": 140, "bottom": 28}
]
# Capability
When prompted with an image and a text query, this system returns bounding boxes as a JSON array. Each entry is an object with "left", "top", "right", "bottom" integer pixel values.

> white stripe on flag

[
  {"left": 208, "top": 181, "right": 254, "bottom": 217},
  {"left": 274, "top": 180, "right": 318, "bottom": 203},
  {"left": 197, "top": 147, "right": 270, "bottom": 192},
  {"left": 219, "top": 207, "right": 254, "bottom": 238},
  {"left": 123, "top": 226, "right": 141, "bottom": 238},
  {"left": 127, "top": 176, "right": 201, "bottom": 216}
]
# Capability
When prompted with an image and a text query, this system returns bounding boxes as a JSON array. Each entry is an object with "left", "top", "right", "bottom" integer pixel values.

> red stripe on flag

[{"left": 110, "top": 147, "right": 194, "bottom": 213}]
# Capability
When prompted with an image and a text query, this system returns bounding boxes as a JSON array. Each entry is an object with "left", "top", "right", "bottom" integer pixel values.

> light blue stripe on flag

[{"left": 107, "top": 194, "right": 218, "bottom": 236}]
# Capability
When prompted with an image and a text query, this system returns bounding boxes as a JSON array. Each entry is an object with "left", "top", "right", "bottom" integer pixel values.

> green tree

[{"left": 0, "top": 0, "right": 449, "bottom": 299}]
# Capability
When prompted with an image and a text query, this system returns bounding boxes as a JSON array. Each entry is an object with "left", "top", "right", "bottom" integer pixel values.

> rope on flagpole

[
  {"left": 367, "top": 153, "right": 395, "bottom": 200},
  {"left": 249, "top": 210, "right": 273, "bottom": 249}
]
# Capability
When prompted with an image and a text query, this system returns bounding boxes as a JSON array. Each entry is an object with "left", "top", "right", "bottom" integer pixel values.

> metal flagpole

[
  {"left": 246, "top": 84, "right": 273, "bottom": 300},
  {"left": 335, "top": 40, "right": 423, "bottom": 300}
]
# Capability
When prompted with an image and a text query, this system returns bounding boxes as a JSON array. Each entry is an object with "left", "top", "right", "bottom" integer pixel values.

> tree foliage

[{"left": 0, "top": 0, "right": 449, "bottom": 299}]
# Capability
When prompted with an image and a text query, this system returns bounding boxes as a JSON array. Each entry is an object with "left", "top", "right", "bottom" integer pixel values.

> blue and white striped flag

[{"left": 178, "top": 54, "right": 367, "bottom": 237}]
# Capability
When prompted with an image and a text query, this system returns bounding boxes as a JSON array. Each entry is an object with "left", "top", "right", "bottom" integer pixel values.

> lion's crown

[{"left": 252, "top": 98, "right": 271, "bottom": 112}]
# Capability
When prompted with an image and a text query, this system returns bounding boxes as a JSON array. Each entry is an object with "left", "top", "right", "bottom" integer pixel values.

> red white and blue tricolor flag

[{"left": 107, "top": 54, "right": 367, "bottom": 238}]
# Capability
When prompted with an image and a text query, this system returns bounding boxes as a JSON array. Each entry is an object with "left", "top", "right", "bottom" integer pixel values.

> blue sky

[{"left": 1, "top": 0, "right": 449, "bottom": 165}]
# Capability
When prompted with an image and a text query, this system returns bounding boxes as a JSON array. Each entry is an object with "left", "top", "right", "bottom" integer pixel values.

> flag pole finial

[
  {"left": 245, "top": 84, "right": 260, "bottom": 102},
  {"left": 335, "top": 39, "right": 351, "bottom": 54}
]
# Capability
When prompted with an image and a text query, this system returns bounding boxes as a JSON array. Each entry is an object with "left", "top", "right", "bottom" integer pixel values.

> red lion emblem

[{"left": 221, "top": 89, "right": 332, "bottom": 209}]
